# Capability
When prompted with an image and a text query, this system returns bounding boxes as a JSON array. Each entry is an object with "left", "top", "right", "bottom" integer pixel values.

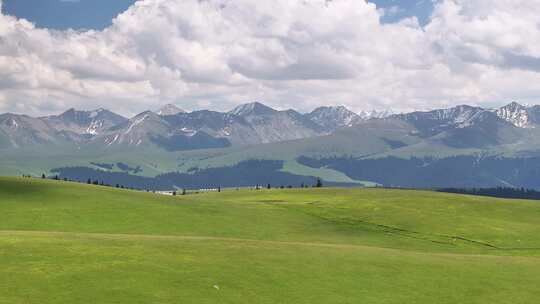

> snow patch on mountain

[
  {"left": 106, "top": 134, "right": 120, "bottom": 146},
  {"left": 124, "top": 113, "right": 150, "bottom": 135},
  {"left": 88, "top": 108, "right": 105, "bottom": 119},
  {"left": 86, "top": 120, "right": 104, "bottom": 135},
  {"left": 42, "top": 108, "right": 127, "bottom": 137},
  {"left": 7, "top": 118, "right": 18, "bottom": 129},
  {"left": 495, "top": 102, "right": 535, "bottom": 128},
  {"left": 308, "top": 106, "right": 360, "bottom": 131},
  {"left": 358, "top": 109, "right": 394, "bottom": 120}
]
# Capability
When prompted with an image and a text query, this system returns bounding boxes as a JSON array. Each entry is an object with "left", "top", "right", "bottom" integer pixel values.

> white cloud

[{"left": 1, "top": 0, "right": 540, "bottom": 117}]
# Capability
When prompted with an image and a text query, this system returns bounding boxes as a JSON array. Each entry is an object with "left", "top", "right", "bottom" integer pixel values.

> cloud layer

[{"left": 1, "top": 0, "right": 540, "bottom": 116}]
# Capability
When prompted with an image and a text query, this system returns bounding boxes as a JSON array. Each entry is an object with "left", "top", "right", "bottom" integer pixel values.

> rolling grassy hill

[{"left": 1, "top": 177, "right": 539, "bottom": 303}]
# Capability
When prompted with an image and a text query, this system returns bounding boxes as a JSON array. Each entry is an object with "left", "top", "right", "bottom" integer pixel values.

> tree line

[
  {"left": 49, "top": 160, "right": 335, "bottom": 191},
  {"left": 437, "top": 187, "right": 540, "bottom": 200},
  {"left": 24, "top": 173, "right": 324, "bottom": 195}
]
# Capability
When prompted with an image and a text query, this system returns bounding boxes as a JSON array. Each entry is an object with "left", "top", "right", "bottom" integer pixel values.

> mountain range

[
  {"left": 0, "top": 102, "right": 393, "bottom": 150},
  {"left": 3, "top": 101, "right": 538, "bottom": 150},
  {"left": 3, "top": 101, "right": 540, "bottom": 190}
]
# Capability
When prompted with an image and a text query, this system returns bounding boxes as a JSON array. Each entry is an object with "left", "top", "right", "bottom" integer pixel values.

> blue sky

[
  {"left": 2, "top": 0, "right": 137, "bottom": 30},
  {"left": 371, "top": 0, "right": 436, "bottom": 25},
  {"left": 2, "top": 0, "right": 435, "bottom": 30}
]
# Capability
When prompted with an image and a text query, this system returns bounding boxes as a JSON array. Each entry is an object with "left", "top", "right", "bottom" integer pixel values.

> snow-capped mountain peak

[
  {"left": 307, "top": 106, "right": 360, "bottom": 131},
  {"left": 42, "top": 108, "right": 127, "bottom": 136},
  {"left": 229, "top": 102, "right": 277, "bottom": 116},
  {"left": 358, "top": 109, "right": 394, "bottom": 120},
  {"left": 157, "top": 104, "right": 186, "bottom": 116},
  {"left": 495, "top": 102, "right": 533, "bottom": 128},
  {"left": 88, "top": 108, "right": 105, "bottom": 119}
]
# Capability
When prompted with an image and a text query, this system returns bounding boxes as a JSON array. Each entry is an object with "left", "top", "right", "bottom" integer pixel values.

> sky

[
  {"left": 1, "top": 0, "right": 540, "bottom": 116},
  {"left": 1, "top": 0, "right": 436, "bottom": 29},
  {"left": 2, "top": 0, "right": 137, "bottom": 30}
]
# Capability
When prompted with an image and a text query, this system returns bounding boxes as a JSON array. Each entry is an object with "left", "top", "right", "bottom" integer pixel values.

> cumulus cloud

[
  {"left": 1, "top": 0, "right": 540, "bottom": 117},
  {"left": 428, "top": 0, "right": 540, "bottom": 68}
]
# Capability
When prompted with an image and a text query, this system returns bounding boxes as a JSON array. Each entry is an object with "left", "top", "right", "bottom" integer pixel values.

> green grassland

[
  {"left": 1, "top": 177, "right": 540, "bottom": 303},
  {"left": 0, "top": 145, "right": 371, "bottom": 184}
]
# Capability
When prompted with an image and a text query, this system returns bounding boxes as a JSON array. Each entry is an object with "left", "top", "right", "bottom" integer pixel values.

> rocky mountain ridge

[{"left": 0, "top": 101, "right": 538, "bottom": 151}]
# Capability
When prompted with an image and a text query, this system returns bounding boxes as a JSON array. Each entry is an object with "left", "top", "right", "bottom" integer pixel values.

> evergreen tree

[
  {"left": 42, "top": 174, "right": 46, "bottom": 179},
  {"left": 316, "top": 178, "right": 323, "bottom": 188}
]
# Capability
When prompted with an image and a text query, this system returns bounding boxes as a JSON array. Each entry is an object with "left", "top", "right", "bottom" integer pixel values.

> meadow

[{"left": 0, "top": 177, "right": 539, "bottom": 303}]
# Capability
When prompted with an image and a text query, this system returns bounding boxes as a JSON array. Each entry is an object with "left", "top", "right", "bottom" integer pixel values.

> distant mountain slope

[
  {"left": 307, "top": 106, "right": 360, "bottom": 132},
  {"left": 391, "top": 105, "right": 486, "bottom": 137},
  {"left": 156, "top": 104, "right": 186, "bottom": 116},
  {"left": 298, "top": 155, "right": 540, "bottom": 189},
  {"left": 161, "top": 110, "right": 258, "bottom": 146},
  {"left": 495, "top": 102, "right": 540, "bottom": 128},
  {"left": 358, "top": 109, "right": 395, "bottom": 120},
  {"left": 5, "top": 101, "right": 537, "bottom": 152},
  {"left": 99, "top": 111, "right": 170, "bottom": 146},
  {"left": 43, "top": 108, "right": 127, "bottom": 136},
  {"left": 385, "top": 106, "right": 521, "bottom": 149},
  {"left": 89, "top": 102, "right": 340, "bottom": 149},
  {"left": 0, "top": 113, "right": 60, "bottom": 147},
  {"left": 229, "top": 102, "right": 277, "bottom": 116},
  {"left": 229, "top": 102, "right": 324, "bottom": 143}
]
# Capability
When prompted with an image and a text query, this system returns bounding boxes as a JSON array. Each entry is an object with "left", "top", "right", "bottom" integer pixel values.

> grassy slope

[
  {"left": 0, "top": 145, "right": 368, "bottom": 184},
  {"left": 280, "top": 159, "right": 370, "bottom": 185},
  {"left": 0, "top": 177, "right": 540, "bottom": 303},
  {"left": 0, "top": 146, "right": 186, "bottom": 177}
]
